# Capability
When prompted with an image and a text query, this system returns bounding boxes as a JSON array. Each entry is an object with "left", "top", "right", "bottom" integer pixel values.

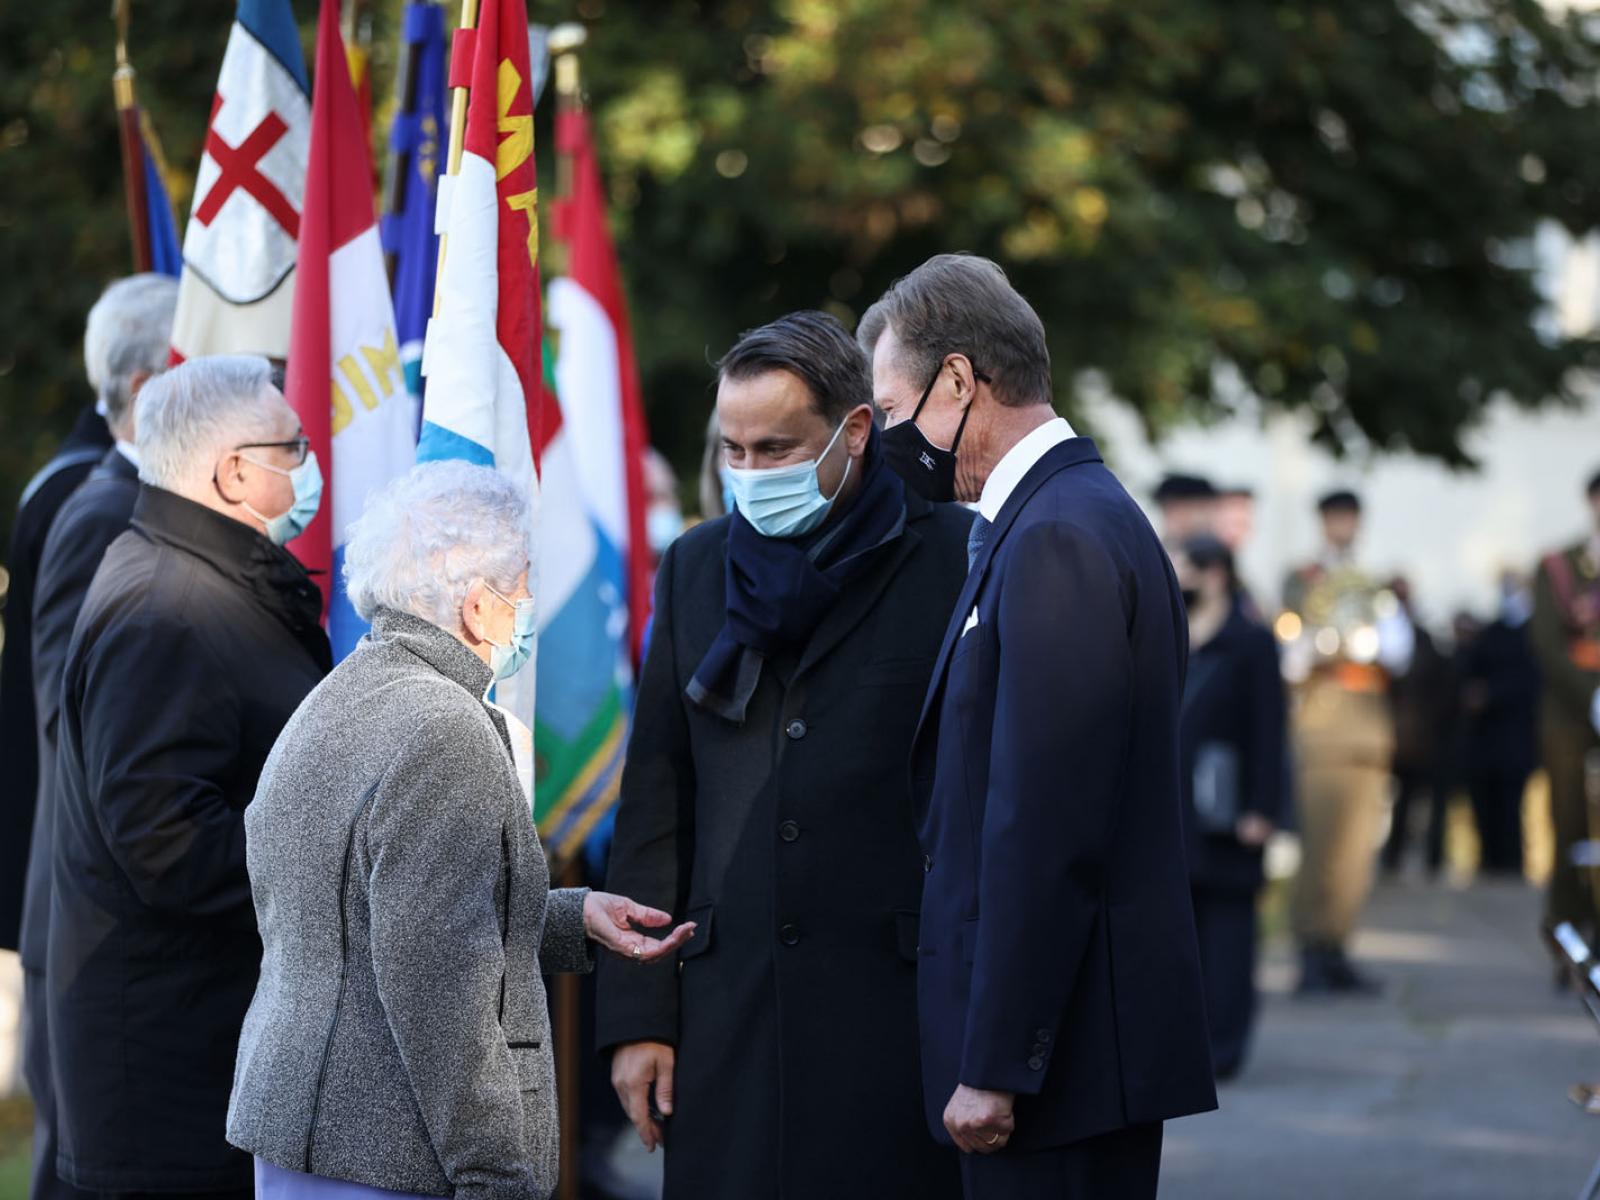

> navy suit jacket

[{"left": 911, "top": 437, "right": 1217, "bottom": 1149}]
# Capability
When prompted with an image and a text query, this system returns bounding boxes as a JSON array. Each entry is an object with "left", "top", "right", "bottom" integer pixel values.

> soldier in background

[
  {"left": 1154, "top": 472, "right": 1218, "bottom": 545},
  {"left": 1531, "top": 469, "right": 1600, "bottom": 950},
  {"left": 1280, "top": 490, "right": 1412, "bottom": 995}
]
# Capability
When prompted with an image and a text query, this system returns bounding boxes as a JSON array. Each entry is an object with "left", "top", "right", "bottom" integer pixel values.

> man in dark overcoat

[
  {"left": 47, "top": 355, "right": 330, "bottom": 1198},
  {"left": 860, "top": 254, "right": 1217, "bottom": 1199},
  {"left": 596, "top": 311, "right": 968, "bottom": 1199}
]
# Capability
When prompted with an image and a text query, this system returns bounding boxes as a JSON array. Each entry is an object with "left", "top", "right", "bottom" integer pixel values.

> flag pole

[
  {"left": 545, "top": 30, "right": 589, "bottom": 1200},
  {"left": 112, "top": 0, "right": 153, "bottom": 272},
  {"left": 431, "top": 0, "right": 479, "bottom": 315}
]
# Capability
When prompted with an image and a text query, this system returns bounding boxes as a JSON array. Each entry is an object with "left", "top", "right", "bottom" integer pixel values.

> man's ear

[
  {"left": 845, "top": 403, "right": 875, "bottom": 458},
  {"left": 126, "top": 369, "right": 154, "bottom": 400},
  {"left": 213, "top": 450, "right": 247, "bottom": 503},
  {"left": 945, "top": 354, "right": 980, "bottom": 405}
]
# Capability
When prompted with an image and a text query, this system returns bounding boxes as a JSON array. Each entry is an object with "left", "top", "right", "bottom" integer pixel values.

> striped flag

[
  {"left": 113, "top": 45, "right": 182, "bottom": 278},
  {"left": 419, "top": 0, "right": 625, "bottom": 860},
  {"left": 549, "top": 104, "right": 653, "bottom": 669},
  {"left": 418, "top": 0, "right": 546, "bottom": 751},
  {"left": 170, "top": 0, "right": 309, "bottom": 361},
  {"left": 285, "top": 0, "right": 413, "bottom": 654}
]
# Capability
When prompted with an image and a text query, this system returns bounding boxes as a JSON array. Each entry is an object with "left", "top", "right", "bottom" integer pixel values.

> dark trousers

[
  {"left": 1381, "top": 765, "right": 1446, "bottom": 874},
  {"left": 21, "top": 970, "right": 97, "bottom": 1200},
  {"left": 1469, "top": 765, "right": 1528, "bottom": 875},
  {"left": 959, "top": 1122, "right": 1162, "bottom": 1199},
  {"left": 1191, "top": 888, "right": 1258, "bottom": 1078}
]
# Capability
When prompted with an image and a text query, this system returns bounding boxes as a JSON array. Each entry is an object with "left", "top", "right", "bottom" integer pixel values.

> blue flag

[
  {"left": 381, "top": 2, "right": 447, "bottom": 407},
  {"left": 139, "top": 117, "right": 182, "bottom": 277}
]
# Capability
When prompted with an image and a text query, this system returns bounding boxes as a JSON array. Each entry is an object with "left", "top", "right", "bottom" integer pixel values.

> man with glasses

[{"left": 46, "top": 355, "right": 331, "bottom": 1200}]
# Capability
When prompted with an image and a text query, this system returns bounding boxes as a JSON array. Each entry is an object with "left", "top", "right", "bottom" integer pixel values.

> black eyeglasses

[{"left": 236, "top": 436, "right": 311, "bottom": 467}]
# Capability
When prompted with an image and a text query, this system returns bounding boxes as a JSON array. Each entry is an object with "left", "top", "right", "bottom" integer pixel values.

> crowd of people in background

[{"left": 0, "top": 257, "right": 1597, "bottom": 1200}]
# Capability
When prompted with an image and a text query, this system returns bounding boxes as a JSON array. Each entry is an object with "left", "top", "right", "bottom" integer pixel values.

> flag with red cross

[{"left": 170, "top": 0, "right": 310, "bottom": 364}]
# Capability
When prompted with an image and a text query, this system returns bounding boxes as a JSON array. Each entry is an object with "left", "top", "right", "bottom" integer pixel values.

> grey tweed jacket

[{"left": 227, "top": 607, "right": 592, "bottom": 1200}]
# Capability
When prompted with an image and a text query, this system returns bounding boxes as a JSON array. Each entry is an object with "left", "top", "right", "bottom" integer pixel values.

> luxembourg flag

[
  {"left": 419, "top": 0, "right": 546, "bottom": 750},
  {"left": 170, "top": 0, "right": 309, "bottom": 361},
  {"left": 549, "top": 105, "right": 653, "bottom": 670},
  {"left": 285, "top": 0, "right": 413, "bottom": 656}
]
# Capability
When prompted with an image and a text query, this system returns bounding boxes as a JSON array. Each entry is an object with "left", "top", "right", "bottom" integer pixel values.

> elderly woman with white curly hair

[{"left": 226, "top": 461, "right": 693, "bottom": 1200}]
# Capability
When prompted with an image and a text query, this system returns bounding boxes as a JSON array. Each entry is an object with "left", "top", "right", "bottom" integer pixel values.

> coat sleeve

[
  {"left": 595, "top": 539, "right": 696, "bottom": 1051},
  {"left": 364, "top": 714, "right": 536, "bottom": 1200},
  {"left": 1242, "top": 627, "right": 1288, "bottom": 822},
  {"left": 75, "top": 614, "right": 252, "bottom": 921},
  {"left": 960, "top": 520, "right": 1134, "bottom": 1097},
  {"left": 32, "top": 499, "right": 125, "bottom": 739},
  {"left": 539, "top": 886, "right": 593, "bottom": 975}
]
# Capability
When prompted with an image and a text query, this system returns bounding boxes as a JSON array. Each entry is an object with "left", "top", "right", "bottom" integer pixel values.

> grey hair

[
  {"left": 857, "top": 253, "right": 1053, "bottom": 408},
  {"left": 344, "top": 460, "right": 531, "bottom": 629},
  {"left": 84, "top": 274, "right": 179, "bottom": 430},
  {"left": 135, "top": 355, "right": 281, "bottom": 490}
]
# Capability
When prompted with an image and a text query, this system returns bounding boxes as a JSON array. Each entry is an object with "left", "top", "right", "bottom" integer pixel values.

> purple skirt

[{"left": 254, "top": 1158, "right": 439, "bottom": 1200}]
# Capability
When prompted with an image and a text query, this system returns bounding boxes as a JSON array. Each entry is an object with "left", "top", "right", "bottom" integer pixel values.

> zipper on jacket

[{"left": 304, "top": 781, "right": 381, "bottom": 1173}]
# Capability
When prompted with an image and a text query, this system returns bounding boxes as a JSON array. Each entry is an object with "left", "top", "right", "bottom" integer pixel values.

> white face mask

[{"left": 723, "top": 419, "right": 851, "bottom": 539}]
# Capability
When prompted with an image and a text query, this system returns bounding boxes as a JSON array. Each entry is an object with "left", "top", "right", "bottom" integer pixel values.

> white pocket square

[{"left": 961, "top": 608, "right": 980, "bottom": 637}]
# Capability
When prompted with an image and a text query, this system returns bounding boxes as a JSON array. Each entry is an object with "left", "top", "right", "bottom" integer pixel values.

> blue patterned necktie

[{"left": 967, "top": 514, "right": 992, "bottom": 572}]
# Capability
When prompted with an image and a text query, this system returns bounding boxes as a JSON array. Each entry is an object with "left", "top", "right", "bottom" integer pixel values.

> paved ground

[{"left": 1164, "top": 879, "right": 1600, "bottom": 1199}]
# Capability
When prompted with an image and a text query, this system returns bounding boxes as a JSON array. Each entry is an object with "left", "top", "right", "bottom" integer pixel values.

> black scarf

[{"left": 688, "top": 426, "right": 907, "bottom": 722}]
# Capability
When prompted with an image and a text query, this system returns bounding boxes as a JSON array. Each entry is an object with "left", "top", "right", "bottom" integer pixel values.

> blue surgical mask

[
  {"left": 723, "top": 419, "right": 851, "bottom": 539},
  {"left": 485, "top": 584, "right": 537, "bottom": 681},
  {"left": 242, "top": 450, "right": 323, "bottom": 546},
  {"left": 647, "top": 504, "right": 684, "bottom": 555}
]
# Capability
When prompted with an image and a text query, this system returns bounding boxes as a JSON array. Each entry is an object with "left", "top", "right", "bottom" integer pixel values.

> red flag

[
  {"left": 552, "top": 108, "right": 653, "bottom": 667},
  {"left": 284, "top": 0, "right": 407, "bottom": 625}
]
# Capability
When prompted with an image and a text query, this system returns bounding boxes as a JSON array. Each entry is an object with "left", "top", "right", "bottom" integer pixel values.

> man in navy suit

[{"left": 860, "top": 254, "right": 1217, "bottom": 1198}]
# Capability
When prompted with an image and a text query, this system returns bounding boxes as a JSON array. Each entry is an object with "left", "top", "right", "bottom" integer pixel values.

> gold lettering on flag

[
  {"left": 360, "top": 328, "right": 402, "bottom": 398},
  {"left": 495, "top": 59, "right": 538, "bottom": 270},
  {"left": 337, "top": 353, "right": 379, "bottom": 412}
]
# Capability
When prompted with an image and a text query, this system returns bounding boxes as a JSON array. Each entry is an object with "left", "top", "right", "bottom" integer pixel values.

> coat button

[
  {"left": 1027, "top": 1055, "right": 1046, "bottom": 1071},
  {"left": 1035, "top": 1028, "right": 1052, "bottom": 1043},
  {"left": 779, "top": 820, "right": 800, "bottom": 843},
  {"left": 779, "top": 923, "right": 801, "bottom": 946},
  {"left": 786, "top": 718, "right": 807, "bottom": 740},
  {"left": 923, "top": 855, "right": 933, "bottom": 873}
]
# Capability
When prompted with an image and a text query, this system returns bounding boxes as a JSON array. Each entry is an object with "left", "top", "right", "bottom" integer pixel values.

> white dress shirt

[{"left": 976, "top": 416, "right": 1076, "bottom": 522}]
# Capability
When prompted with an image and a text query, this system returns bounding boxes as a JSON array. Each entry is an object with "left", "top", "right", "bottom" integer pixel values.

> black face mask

[
  {"left": 1180, "top": 587, "right": 1202, "bottom": 610},
  {"left": 881, "top": 362, "right": 988, "bottom": 503}
]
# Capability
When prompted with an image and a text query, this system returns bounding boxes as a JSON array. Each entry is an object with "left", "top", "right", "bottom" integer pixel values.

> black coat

[
  {"left": 19, "top": 447, "right": 141, "bottom": 970},
  {"left": 0, "top": 406, "right": 111, "bottom": 949},
  {"left": 1178, "top": 606, "right": 1288, "bottom": 895},
  {"left": 596, "top": 491, "right": 969, "bottom": 1200},
  {"left": 47, "top": 485, "right": 330, "bottom": 1192},
  {"left": 912, "top": 438, "right": 1217, "bottom": 1151},
  {"left": 1461, "top": 617, "right": 1541, "bottom": 777}
]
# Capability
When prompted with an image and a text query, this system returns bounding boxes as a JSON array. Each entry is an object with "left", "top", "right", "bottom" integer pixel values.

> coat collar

[
  {"left": 369, "top": 606, "right": 495, "bottom": 699},
  {"left": 914, "top": 437, "right": 1103, "bottom": 740},
  {"left": 131, "top": 484, "right": 327, "bottom": 652}
]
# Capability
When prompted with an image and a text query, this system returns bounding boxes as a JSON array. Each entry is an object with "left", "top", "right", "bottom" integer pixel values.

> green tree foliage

[
  {"left": 3, "top": 1, "right": 1600, "bottom": 547},
  {"left": 542, "top": 0, "right": 1600, "bottom": 477}
]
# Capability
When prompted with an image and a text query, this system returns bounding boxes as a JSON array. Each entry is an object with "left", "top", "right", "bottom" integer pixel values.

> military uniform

[
  {"left": 1281, "top": 557, "right": 1398, "bottom": 978},
  {"left": 1530, "top": 537, "right": 1600, "bottom": 936}
]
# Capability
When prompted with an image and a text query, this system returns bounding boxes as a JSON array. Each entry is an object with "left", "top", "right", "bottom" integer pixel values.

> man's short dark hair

[
  {"left": 1318, "top": 489, "right": 1362, "bottom": 515},
  {"left": 1153, "top": 473, "right": 1217, "bottom": 505},
  {"left": 1586, "top": 467, "right": 1600, "bottom": 498},
  {"left": 857, "top": 253, "right": 1052, "bottom": 408},
  {"left": 716, "top": 310, "right": 871, "bottom": 424}
]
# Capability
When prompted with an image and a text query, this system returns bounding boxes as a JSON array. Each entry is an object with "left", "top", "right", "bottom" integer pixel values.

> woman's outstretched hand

[{"left": 582, "top": 892, "right": 696, "bottom": 963}]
